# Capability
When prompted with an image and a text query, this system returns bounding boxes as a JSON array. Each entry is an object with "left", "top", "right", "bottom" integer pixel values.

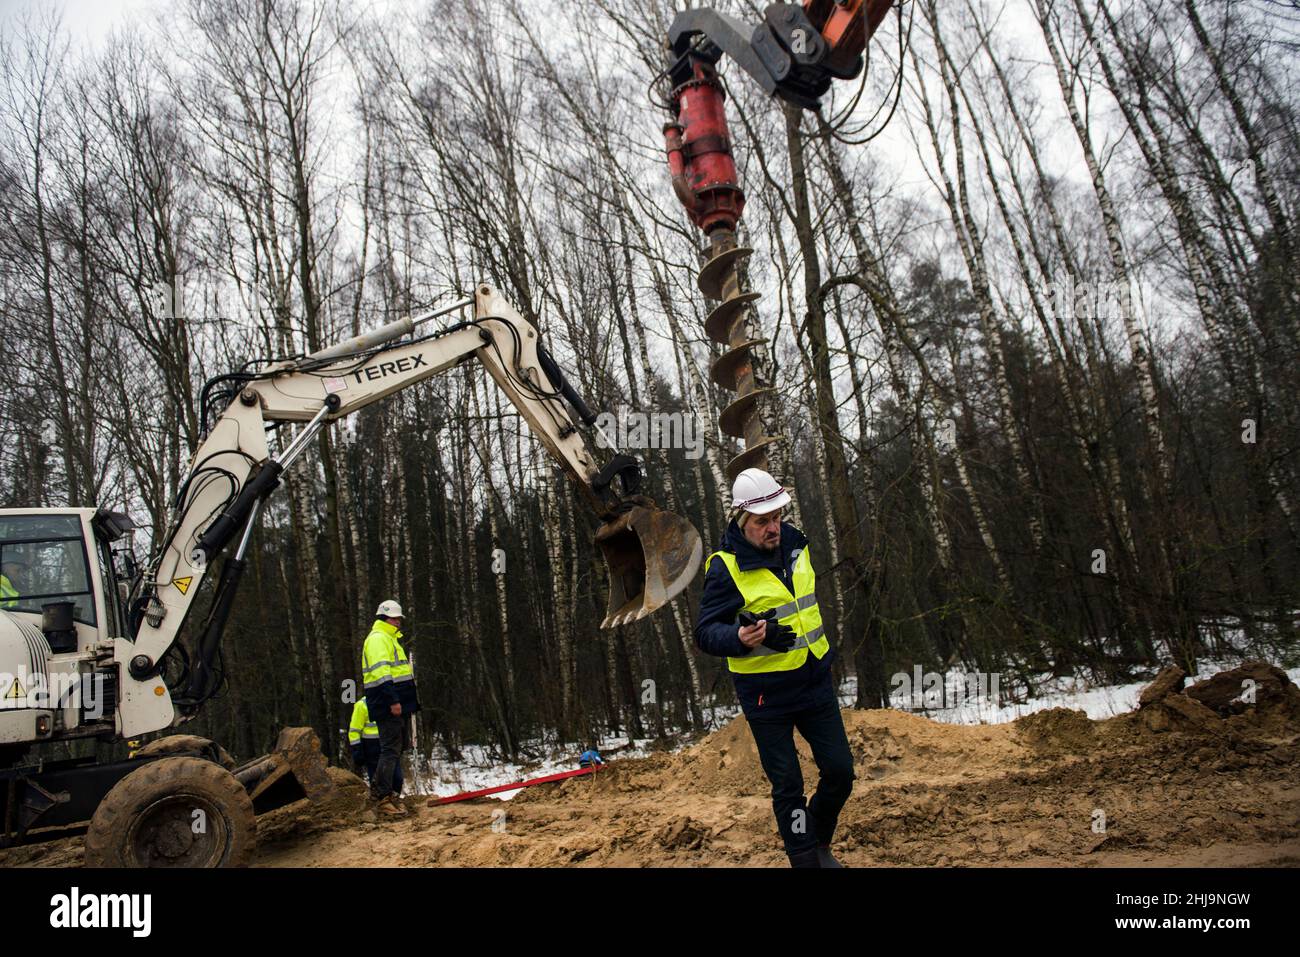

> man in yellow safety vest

[
  {"left": 694, "top": 468, "right": 855, "bottom": 867},
  {"left": 361, "top": 599, "right": 420, "bottom": 816}
]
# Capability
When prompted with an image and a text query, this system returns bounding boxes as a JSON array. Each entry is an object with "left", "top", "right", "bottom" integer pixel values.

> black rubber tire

[
  {"left": 84, "top": 756, "right": 256, "bottom": 868},
  {"left": 132, "top": 734, "right": 237, "bottom": 770}
]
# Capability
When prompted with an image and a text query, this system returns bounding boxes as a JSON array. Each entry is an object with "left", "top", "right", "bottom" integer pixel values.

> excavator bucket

[
  {"left": 231, "top": 726, "right": 337, "bottom": 815},
  {"left": 596, "top": 505, "right": 703, "bottom": 628}
]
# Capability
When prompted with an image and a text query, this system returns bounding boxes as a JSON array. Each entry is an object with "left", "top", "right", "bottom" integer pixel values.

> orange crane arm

[{"left": 805, "top": 0, "right": 895, "bottom": 77}]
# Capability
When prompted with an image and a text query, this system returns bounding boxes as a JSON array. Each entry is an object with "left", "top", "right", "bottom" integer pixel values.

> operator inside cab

[{"left": 0, "top": 556, "right": 26, "bottom": 609}]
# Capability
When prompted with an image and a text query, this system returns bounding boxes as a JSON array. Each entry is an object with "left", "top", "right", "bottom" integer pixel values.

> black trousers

[
  {"left": 748, "top": 695, "right": 855, "bottom": 854},
  {"left": 361, "top": 747, "right": 405, "bottom": 796},
  {"left": 371, "top": 712, "right": 408, "bottom": 800}
]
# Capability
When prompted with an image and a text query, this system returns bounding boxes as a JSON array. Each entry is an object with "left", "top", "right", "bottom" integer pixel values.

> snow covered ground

[
  {"left": 847, "top": 659, "right": 1300, "bottom": 725},
  {"left": 410, "top": 654, "right": 1300, "bottom": 800}
]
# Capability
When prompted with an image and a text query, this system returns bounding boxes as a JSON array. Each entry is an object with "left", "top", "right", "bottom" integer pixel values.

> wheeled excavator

[{"left": 0, "top": 284, "right": 701, "bottom": 864}]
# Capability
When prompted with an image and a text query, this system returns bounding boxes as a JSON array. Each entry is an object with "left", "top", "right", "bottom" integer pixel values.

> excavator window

[
  {"left": 94, "top": 536, "right": 128, "bottom": 639},
  {"left": 0, "top": 515, "right": 96, "bottom": 626}
]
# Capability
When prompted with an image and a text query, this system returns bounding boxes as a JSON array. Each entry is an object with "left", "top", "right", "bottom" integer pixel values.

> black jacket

[{"left": 694, "top": 518, "right": 836, "bottom": 720}]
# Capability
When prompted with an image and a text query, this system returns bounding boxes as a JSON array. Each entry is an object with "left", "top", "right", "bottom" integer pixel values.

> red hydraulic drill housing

[{"left": 663, "top": 58, "right": 745, "bottom": 235}]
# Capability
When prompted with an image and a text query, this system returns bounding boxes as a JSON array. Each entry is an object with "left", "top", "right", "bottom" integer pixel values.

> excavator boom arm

[{"left": 119, "top": 284, "right": 700, "bottom": 737}]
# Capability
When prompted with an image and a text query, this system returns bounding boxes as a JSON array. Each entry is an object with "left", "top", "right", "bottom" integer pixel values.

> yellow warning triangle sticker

[
  {"left": 172, "top": 576, "right": 193, "bottom": 595},
  {"left": 4, "top": 677, "right": 24, "bottom": 699}
]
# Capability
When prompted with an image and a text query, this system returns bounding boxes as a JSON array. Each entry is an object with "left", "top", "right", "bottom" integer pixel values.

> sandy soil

[{"left": 5, "top": 661, "right": 1298, "bottom": 868}]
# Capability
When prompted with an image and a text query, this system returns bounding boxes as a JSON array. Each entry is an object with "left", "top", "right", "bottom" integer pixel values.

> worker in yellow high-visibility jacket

[
  {"left": 361, "top": 600, "right": 420, "bottom": 816},
  {"left": 693, "top": 468, "right": 855, "bottom": 868},
  {"left": 1, "top": 557, "right": 26, "bottom": 610}
]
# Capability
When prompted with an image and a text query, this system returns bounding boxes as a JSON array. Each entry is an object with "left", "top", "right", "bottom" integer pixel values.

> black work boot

[
  {"left": 816, "top": 844, "right": 844, "bottom": 868},
  {"left": 787, "top": 847, "right": 822, "bottom": 868}
]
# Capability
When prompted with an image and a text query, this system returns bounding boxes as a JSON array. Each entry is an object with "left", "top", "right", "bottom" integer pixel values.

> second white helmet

[
  {"left": 376, "top": 599, "right": 404, "bottom": 618},
  {"left": 731, "top": 468, "right": 790, "bottom": 514}
]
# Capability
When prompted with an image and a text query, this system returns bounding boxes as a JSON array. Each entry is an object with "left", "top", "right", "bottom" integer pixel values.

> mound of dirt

[
  {"left": 1189, "top": 660, "right": 1300, "bottom": 717},
  {"left": 1013, "top": 708, "right": 1097, "bottom": 754},
  {"left": 1138, "top": 664, "right": 1186, "bottom": 706},
  {"left": 1127, "top": 659, "right": 1300, "bottom": 740},
  {"left": 254, "top": 766, "right": 369, "bottom": 842}
]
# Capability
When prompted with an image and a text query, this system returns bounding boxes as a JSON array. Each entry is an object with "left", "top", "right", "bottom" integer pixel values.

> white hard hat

[
  {"left": 731, "top": 467, "right": 790, "bottom": 515},
  {"left": 376, "top": 599, "right": 404, "bottom": 618}
]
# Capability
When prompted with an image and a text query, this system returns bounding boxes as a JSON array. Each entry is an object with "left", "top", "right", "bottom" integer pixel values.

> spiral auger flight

[
  {"left": 659, "top": 2, "right": 897, "bottom": 484},
  {"left": 663, "top": 53, "right": 782, "bottom": 483}
]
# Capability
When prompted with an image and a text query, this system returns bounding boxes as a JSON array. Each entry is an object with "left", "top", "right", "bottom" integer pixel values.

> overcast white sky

[{"left": 0, "top": 0, "right": 164, "bottom": 49}]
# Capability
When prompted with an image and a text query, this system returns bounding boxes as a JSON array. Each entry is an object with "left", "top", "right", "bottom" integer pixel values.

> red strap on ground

[{"left": 429, "top": 765, "right": 602, "bottom": 805}]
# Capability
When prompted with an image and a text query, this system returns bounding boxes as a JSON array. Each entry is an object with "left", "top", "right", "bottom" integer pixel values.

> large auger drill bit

[
  {"left": 664, "top": 55, "right": 782, "bottom": 482},
  {"left": 659, "top": 1, "right": 898, "bottom": 480}
]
